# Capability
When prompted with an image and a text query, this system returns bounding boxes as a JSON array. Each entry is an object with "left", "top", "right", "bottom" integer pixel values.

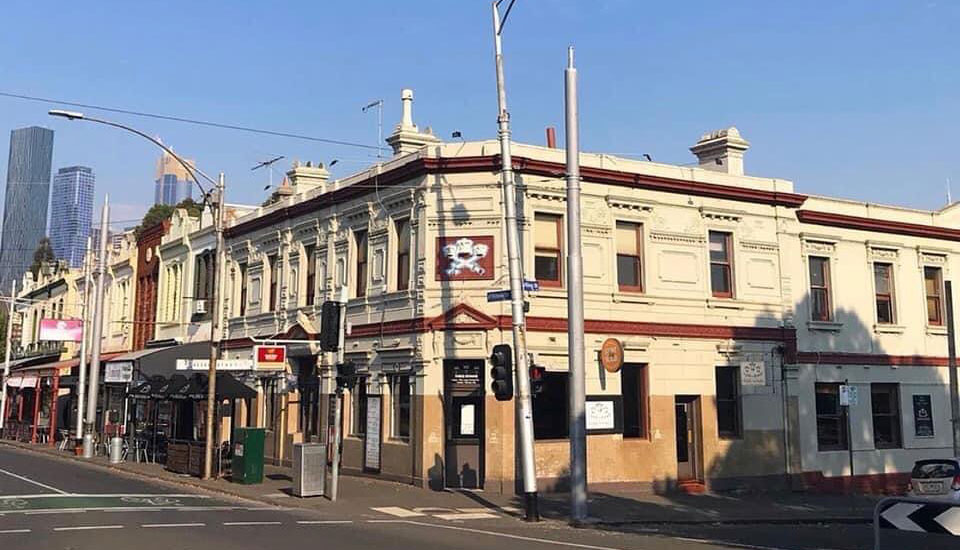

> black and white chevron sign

[{"left": 878, "top": 500, "right": 960, "bottom": 535}]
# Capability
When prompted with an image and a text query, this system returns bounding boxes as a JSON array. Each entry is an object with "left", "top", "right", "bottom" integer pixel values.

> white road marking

[
  {"left": 456, "top": 507, "right": 492, "bottom": 513},
  {"left": 25, "top": 510, "right": 87, "bottom": 515},
  {"left": 297, "top": 520, "right": 354, "bottom": 525},
  {"left": 434, "top": 512, "right": 500, "bottom": 521},
  {"left": 371, "top": 506, "right": 426, "bottom": 517},
  {"left": 222, "top": 521, "right": 283, "bottom": 526},
  {"left": 673, "top": 536, "right": 796, "bottom": 550},
  {"left": 0, "top": 529, "right": 31, "bottom": 534},
  {"left": 53, "top": 525, "right": 125, "bottom": 532},
  {"left": 0, "top": 467, "right": 69, "bottom": 494},
  {"left": 265, "top": 492, "right": 291, "bottom": 498},
  {"left": 397, "top": 520, "right": 631, "bottom": 550},
  {"left": 143, "top": 523, "right": 206, "bottom": 528}
]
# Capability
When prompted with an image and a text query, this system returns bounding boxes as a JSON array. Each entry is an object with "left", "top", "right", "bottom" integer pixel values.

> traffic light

[
  {"left": 490, "top": 344, "right": 514, "bottom": 401},
  {"left": 319, "top": 301, "right": 342, "bottom": 352},
  {"left": 336, "top": 361, "right": 357, "bottom": 391},
  {"left": 529, "top": 365, "right": 546, "bottom": 397}
]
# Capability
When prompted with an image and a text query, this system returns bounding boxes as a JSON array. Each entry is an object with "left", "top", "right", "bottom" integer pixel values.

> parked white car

[{"left": 907, "top": 458, "right": 960, "bottom": 501}]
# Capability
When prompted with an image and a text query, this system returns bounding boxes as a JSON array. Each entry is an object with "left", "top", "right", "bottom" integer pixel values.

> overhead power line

[{"left": 0, "top": 91, "right": 383, "bottom": 152}]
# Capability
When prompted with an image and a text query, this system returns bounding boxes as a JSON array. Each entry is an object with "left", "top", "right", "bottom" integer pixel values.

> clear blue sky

[{"left": 1, "top": 0, "right": 958, "bottom": 227}]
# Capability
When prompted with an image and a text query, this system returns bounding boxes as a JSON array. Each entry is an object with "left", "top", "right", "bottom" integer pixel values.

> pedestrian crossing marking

[
  {"left": 371, "top": 506, "right": 426, "bottom": 517},
  {"left": 434, "top": 512, "right": 499, "bottom": 521}
]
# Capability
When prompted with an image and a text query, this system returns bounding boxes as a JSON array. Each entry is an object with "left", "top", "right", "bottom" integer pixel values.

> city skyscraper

[
  {"left": 154, "top": 150, "right": 194, "bottom": 205},
  {"left": 49, "top": 166, "right": 95, "bottom": 269},
  {"left": 0, "top": 126, "right": 54, "bottom": 287}
]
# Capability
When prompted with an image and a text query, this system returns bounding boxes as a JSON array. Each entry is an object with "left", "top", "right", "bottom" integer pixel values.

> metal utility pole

[
  {"left": 203, "top": 173, "right": 227, "bottom": 479},
  {"left": 565, "top": 46, "right": 588, "bottom": 524},
  {"left": 329, "top": 285, "right": 348, "bottom": 501},
  {"left": 0, "top": 281, "right": 16, "bottom": 431},
  {"left": 492, "top": 0, "right": 539, "bottom": 522},
  {"left": 945, "top": 281, "right": 960, "bottom": 456},
  {"left": 84, "top": 196, "right": 109, "bottom": 458},
  {"left": 76, "top": 237, "right": 93, "bottom": 440}
]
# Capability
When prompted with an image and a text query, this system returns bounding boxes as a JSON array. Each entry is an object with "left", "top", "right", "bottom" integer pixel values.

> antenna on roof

[
  {"left": 362, "top": 100, "right": 384, "bottom": 159},
  {"left": 252, "top": 155, "right": 285, "bottom": 190},
  {"left": 948, "top": 178, "right": 953, "bottom": 205}
]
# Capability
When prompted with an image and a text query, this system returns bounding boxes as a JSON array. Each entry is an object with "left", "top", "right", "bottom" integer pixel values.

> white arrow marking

[
  {"left": 934, "top": 507, "right": 960, "bottom": 535},
  {"left": 881, "top": 503, "right": 925, "bottom": 532}
]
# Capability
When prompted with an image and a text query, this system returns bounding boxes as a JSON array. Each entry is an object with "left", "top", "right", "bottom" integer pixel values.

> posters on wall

[
  {"left": 364, "top": 395, "right": 382, "bottom": 472},
  {"left": 913, "top": 394, "right": 935, "bottom": 438},
  {"left": 586, "top": 400, "right": 615, "bottom": 431}
]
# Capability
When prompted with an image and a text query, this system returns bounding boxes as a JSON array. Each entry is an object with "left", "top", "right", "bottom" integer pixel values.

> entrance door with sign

[
  {"left": 443, "top": 360, "right": 484, "bottom": 489},
  {"left": 675, "top": 395, "right": 703, "bottom": 481}
]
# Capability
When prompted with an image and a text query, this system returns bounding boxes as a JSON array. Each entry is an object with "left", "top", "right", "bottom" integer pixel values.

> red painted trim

[
  {"left": 795, "top": 351, "right": 949, "bottom": 367},
  {"left": 798, "top": 209, "right": 960, "bottom": 242},
  {"left": 225, "top": 155, "right": 808, "bottom": 239}
]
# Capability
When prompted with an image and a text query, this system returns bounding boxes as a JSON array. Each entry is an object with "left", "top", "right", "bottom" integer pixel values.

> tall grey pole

[
  {"left": 203, "top": 173, "right": 226, "bottom": 479},
  {"left": 75, "top": 236, "right": 93, "bottom": 440},
  {"left": 84, "top": 195, "right": 109, "bottom": 458},
  {"left": 565, "top": 46, "right": 588, "bottom": 523},
  {"left": 492, "top": 0, "right": 539, "bottom": 521},
  {"left": 945, "top": 281, "right": 960, "bottom": 456},
  {"left": 329, "top": 285, "right": 348, "bottom": 501},
  {"left": 0, "top": 281, "right": 16, "bottom": 431}
]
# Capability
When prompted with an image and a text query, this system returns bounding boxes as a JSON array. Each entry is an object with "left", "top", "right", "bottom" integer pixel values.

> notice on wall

[
  {"left": 585, "top": 400, "right": 615, "bottom": 431},
  {"left": 739, "top": 361, "right": 766, "bottom": 386},
  {"left": 459, "top": 403, "right": 476, "bottom": 436},
  {"left": 913, "top": 394, "right": 935, "bottom": 438},
  {"left": 104, "top": 361, "right": 133, "bottom": 383},
  {"left": 364, "top": 395, "right": 382, "bottom": 472},
  {"left": 839, "top": 385, "right": 858, "bottom": 406}
]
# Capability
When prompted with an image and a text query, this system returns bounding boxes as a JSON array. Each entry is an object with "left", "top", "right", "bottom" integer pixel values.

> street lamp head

[{"left": 48, "top": 109, "right": 85, "bottom": 120}]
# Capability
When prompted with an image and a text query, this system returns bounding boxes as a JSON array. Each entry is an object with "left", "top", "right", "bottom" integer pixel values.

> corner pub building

[{"left": 215, "top": 91, "right": 960, "bottom": 494}]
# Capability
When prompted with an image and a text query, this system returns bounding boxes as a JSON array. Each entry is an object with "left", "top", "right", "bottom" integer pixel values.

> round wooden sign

[{"left": 600, "top": 338, "right": 624, "bottom": 373}]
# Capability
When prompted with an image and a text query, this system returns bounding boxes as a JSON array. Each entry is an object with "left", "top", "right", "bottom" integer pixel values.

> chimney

[
  {"left": 545, "top": 127, "right": 557, "bottom": 148},
  {"left": 286, "top": 160, "right": 330, "bottom": 195},
  {"left": 385, "top": 88, "right": 440, "bottom": 156},
  {"left": 689, "top": 127, "right": 750, "bottom": 176}
]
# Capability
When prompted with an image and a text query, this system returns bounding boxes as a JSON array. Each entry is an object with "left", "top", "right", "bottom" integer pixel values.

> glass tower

[
  {"left": 0, "top": 126, "right": 54, "bottom": 288},
  {"left": 154, "top": 150, "right": 194, "bottom": 206},
  {"left": 49, "top": 166, "right": 95, "bottom": 268}
]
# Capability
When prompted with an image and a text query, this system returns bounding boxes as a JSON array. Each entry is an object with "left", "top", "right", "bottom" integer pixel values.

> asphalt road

[{"left": 0, "top": 444, "right": 957, "bottom": 550}]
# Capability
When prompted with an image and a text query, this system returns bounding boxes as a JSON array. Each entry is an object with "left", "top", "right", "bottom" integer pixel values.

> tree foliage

[
  {"left": 135, "top": 198, "right": 203, "bottom": 237},
  {"left": 30, "top": 237, "right": 55, "bottom": 277}
]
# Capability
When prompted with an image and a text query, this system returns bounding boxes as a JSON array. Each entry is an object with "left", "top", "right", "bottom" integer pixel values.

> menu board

[
  {"left": 913, "top": 394, "right": 935, "bottom": 438},
  {"left": 364, "top": 395, "right": 382, "bottom": 472}
]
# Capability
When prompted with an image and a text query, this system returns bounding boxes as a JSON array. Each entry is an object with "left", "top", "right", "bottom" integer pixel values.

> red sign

[
  {"left": 254, "top": 345, "right": 286, "bottom": 371},
  {"left": 39, "top": 318, "right": 83, "bottom": 342},
  {"left": 435, "top": 236, "right": 495, "bottom": 281}
]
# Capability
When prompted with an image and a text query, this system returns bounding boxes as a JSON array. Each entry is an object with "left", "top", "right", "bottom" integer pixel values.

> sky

[{"left": 1, "top": 0, "right": 958, "bottom": 230}]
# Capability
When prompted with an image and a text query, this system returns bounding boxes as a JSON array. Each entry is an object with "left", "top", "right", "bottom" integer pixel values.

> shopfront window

[
  {"left": 533, "top": 372, "right": 568, "bottom": 439},
  {"left": 391, "top": 374, "right": 411, "bottom": 439},
  {"left": 815, "top": 383, "right": 847, "bottom": 451},
  {"left": 351, "top": 382, "right": 367, "bottom": 436}
]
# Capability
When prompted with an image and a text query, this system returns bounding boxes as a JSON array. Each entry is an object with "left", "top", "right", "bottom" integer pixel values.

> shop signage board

[
  {"left": 39, "top": 318, "right": 83, "bottom": 342},
  {"left": 254, "top": 345, "right": 286, "bottom": 371},
  {"left": 585, "top": 400, "right": 615, "bottom": 431},
  {"left": 913, "top": 394, "right": 935, "bottom": 437},
  {"left": 599, "top": 338, "right": 624, "bottom": 373},
  {"left": 740, "top": 361, "right": 766, "bottom": 386},
  {"left": 104, "top": 362, "right": 133, "bottom": 383},
  {"left": 176, "top": 358, "right": 253, "bottom": 371},
  {"left": 364, "top": 395, "right": 382, "bottom": 472}
]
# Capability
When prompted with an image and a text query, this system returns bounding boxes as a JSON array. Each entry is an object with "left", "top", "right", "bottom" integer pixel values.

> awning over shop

[
  {"left": 108, "top": 342, "right": 211, "bottom": 379},
  {"left": 127, "top": 372, "right": 255, "bottom": 401}
]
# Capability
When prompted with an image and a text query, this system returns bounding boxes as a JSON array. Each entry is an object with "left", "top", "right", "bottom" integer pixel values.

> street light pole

[
  {"left": 76, "top": 236, "right": 93, "bottom": 440},
  {"left": 565, "top": 46, "right": 588, "bottom": 524},
  {"left": 203, "top": 172, "right": 226, "bottom": 479},
  {"left": 0, "top": 281, "right": 16, "bottom": 431},
  {"left": 84, "top": 196, "right": 109, "bottom": 458},
  {"left": 492, "top": 0, "right": 539, "bottom": 522}
]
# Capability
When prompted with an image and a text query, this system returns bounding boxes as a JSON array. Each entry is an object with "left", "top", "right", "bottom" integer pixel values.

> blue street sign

[
  {"left": 523, "top": 280, "right": 540, "bottom": 292},
  {"left": 487, "top": 289, "right": 512, "bottom": 302}
]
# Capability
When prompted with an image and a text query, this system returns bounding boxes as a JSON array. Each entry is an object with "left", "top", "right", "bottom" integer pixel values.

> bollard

[
  {"left": 82, "top": 433, "right": 94, "bottom": 458},
  {"left": 109, "top": 436, "right": 123, "bottom": 463}
]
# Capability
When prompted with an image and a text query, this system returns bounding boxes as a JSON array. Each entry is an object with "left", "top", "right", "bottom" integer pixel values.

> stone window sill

[
  {"left": 807, "top": 320, "right": 843, "bottom": 332},
  {"left": 707, "top": 299, "right": 745, "bottom": 311},
  {"left": 874, "top": 324, "right": 905, "bottom": 334},
  {"left": 926, "top": 325, "right": 948, "bottom": 336}
]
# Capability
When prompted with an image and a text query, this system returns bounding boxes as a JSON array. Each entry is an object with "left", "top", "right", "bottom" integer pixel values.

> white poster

[
  {"left": 459, "top": 403, "right": 476, "bottom": 436},
  {"left": 740, "top": 361, "right": 766, "bottom": 386},
  {"left": 364, "top": 395, "right": 382, "bottom": 472},
  {"left": 585, "top": 400, "right": 615, "bottom": 431},
  {"left": 104, "top": 362, "right": 133, "bottom": 383}
]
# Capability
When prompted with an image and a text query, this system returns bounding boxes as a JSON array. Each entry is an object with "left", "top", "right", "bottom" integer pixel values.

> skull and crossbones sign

[{"left": 442, "top": 238, "right": 489, "bottom": 277}]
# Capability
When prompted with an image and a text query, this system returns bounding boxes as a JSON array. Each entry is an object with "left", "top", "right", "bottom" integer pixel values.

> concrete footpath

[{"left": 0, "top": 439, "right": 878, "bottom": 525}]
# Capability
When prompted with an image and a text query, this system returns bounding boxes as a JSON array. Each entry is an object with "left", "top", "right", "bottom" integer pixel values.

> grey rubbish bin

[
  {"left": 109, "top": 437, "right": 124, "bottom": 463},
  {"left": 292, "top": 443, "right": 325, "bottom": 497}
]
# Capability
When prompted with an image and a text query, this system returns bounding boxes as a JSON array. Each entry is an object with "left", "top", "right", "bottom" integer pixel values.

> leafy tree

[
  {"left": 135, "top": 198, "right": 204, "bottom": 236},
  {"left": 30, "top": 237, "right": 55, "bottom": 277}
]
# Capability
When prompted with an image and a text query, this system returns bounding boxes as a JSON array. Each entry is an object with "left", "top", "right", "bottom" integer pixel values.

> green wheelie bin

[{"left": 232, "top": 427, "right": 265, "bottom": 484}]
